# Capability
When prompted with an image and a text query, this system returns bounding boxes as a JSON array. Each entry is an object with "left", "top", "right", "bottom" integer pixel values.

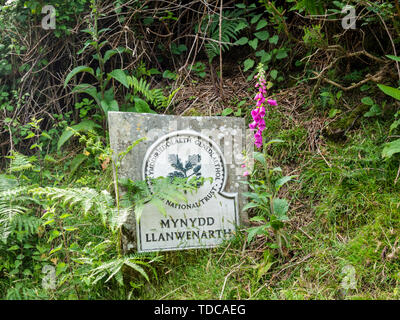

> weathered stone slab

[{"left": 108, "top": 112, "right": 250, "bottom": 253}]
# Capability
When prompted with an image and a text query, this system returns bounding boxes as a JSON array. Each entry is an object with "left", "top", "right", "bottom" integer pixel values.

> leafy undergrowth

[
  {"left": 2, "top": 86, "right": 400, "bottom": 300},
  {"left": 134, "top": 106, "right": 400, "bottom": 300}
]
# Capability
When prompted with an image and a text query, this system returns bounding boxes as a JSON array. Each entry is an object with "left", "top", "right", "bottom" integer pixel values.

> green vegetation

[{"left": 1, "top": 0, "right": 400, "bottom": 300}]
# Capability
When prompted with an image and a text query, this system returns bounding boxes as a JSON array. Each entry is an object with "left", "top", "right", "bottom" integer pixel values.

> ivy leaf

[
  {"left": 364, "top": 105, "right": 381, "bottom": 117},
  {"left": 269, "top": 35, "right": 279, "bottom": 44},
  {"left": 248, "top": 38, "right": 258, "bottom": 50},
  {"left": 235, "top": 37, "right": 248, "bottom": 45},
  {"left": 243, "top": 58, "right": 255, "bottom": 72},
  {"left": 256, "top": 19, "right": 268, "bottom": 30},
  {"left": 275, "top": 49, "right": 288, "bottom": 60},
  {"left": 270, "top": 69, "right": 278, "bottom": 79},
  {"left": 234, "top": 21, "right": 249, "bottom": 32},
  {"left": 361, "top": 96, "right": 374, "bottom": 106},
  {"left": 254, "top": 31, "right": 270, "bottom": 41},
  {"left": 221, "top": 108, "right": 233, "bottom": 116},
  {"left": 250, "top": 14, "right": 262, "bottom": 24},
  {"left": 163, "top": 70, "right": 178, "bottom": 80}
]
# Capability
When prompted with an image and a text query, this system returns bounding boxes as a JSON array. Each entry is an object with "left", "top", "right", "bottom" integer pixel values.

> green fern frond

[
  {"left": 6, "top": 152, "right": 36, "bottom": 173},
  {"left": 128, "top": 76, "right": 167, "bottom": 108},
  {"left": 86, "top": 253, "right": 160, "bottom": 285},
  {"left": 12, "top": 214, "right": 41, "bottom": 235},
  {"left": 30, "top": 187, "right": 114, "bottom": 224},
  {"left": 199, "top": 10, "right": 246, "bottom": 62},
  {"left": 0, "top": 174, "right": 31, "bottom": 242},
  {"left": 0, "top": 201, "right": 26, "bottom": 242}
]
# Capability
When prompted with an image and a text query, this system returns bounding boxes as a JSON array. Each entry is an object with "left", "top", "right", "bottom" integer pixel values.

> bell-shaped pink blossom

[{"left": 249, "top": 121, "right": 257, "bottom": 129}]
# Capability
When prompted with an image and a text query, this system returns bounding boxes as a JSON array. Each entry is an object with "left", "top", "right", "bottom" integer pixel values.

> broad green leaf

[
  {"left": 242, "top": 202, "right": 259, "bottom": 211},
  {"left": 70, "top": 154, "right": 87, "bottom": 176},
  {"left": 275, "top": 175, "right": 298, "bottom": 191},
  {"left": 243, "top": 58, "right": 255, "bottom": 72},
  {"left": 64, "top": 66, "right": 94, "bottom": 88},
  {"left": 382, "top": 139, "right": 400, "bottom": 159},
  {"left": 329, "top": 108, "right": 341, "bottom": 118},
  {"left": 270, "top": 69, "right": 278, "bottom": 79},
  {"left": 272, "top": 198, "right": 289, "bottom": 219},
  {"left": 364, "top": 105, "right": 381, "bottom": 117},
  {"left": 71, "top": 84, "right": 101, "bottom": 107},
  {"left": 275, "top": 49, "right": 288, "bottom": 60},
  {"left": 250, "top": 216, "right": 266, "bottom": 223},
  {"left": 100, "top": 99, "right": 119, "bottom": 114},
  {"left": 257, "top": 261, "right": 274, "bottom": 280},
  {"left": 234, "top": 37, "right": 248, "bottom": 45},
  {"left": 269, "top": 35, "right": 279, "bottom": 44},
  {"left": 261, "top": 52, "right": 272, "bottom": 64},
  {"left": 163, "top": 70, "right": 177, "bottom": 80},
  {"left": 386, "top": 55, "right": 400, "bottom": 62},
  {"left": 250, "top": 14, "right": 262, "bottom": 24},
  {"left": 254, "top": 31, "right": 270, "bottom": 41},
  {"left": 242, "top": 192, "right": 260, "bottom": 199},
  {"left": 253, "top": 151, "right": 266, "bottom": 165},
  {"left": 221, "top": 108, "right": 233, "bottom": 116},
  {"left": 57, "top": 120, "right": 101, "bottom": 151},
  {"left": 248, "top": 38, "right": 258, "bottom": 50},
  {"left": 265, "top": 139, "right": 284, "bottom": 146},
  {"left": 108, "top": 69, "right": 129, "bottom": 88},
  {"left": 377, "top": 84, "right": 400, "bottom": 101},
  {"left": 256, "top": 19, "right": 268, "bottom": 30},
  {"left": 44, "top": 155, "right": 56, "bottom": 163},
  {"left": 103, "top": 49, "right": 119, "bottom": 63},
  {"left": 49, "top": 244, "right": 62, "bottom": 255},
  {"left": 390, "top": 119, "right": 400, "bottom": 133},
  {"left": 133, "top": 97, "right": 155, "bottom": 113},
  {"left": 361, "top": 96, "right": 374, "bottom": 105}
]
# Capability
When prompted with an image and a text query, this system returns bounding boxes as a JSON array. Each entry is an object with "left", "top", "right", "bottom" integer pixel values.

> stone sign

[{"left": 108, "top": 112, "right": 250, "bottom": 253}]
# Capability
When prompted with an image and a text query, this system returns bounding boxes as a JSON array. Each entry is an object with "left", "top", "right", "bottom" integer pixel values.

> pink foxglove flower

[
  {"left": 249, "top": 64, "right": 277, "bottom": 149},
  {"left": 243, "top": 171, "right": 249, "bottom": 177}
]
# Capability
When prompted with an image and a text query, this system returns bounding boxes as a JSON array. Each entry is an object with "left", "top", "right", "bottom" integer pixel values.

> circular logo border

[{"left": 142, "top": 130, "right": 228, "bottom": 193}]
